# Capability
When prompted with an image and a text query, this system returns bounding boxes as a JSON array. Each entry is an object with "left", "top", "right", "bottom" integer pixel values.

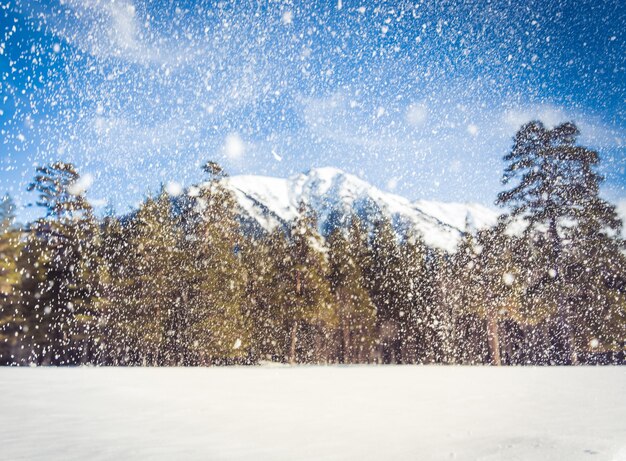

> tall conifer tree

[
  {"left": 183, "top": 162, "right": 251, "bottom": 364},
  {"left": 285, "top": 202, "right": 335, "bottom": 363},
  {"left": 497, "top": 121, "right": 622, "bottom": 364},
  {"left": 26, "top": 163, "right": 101, "bottom": 365},
  {"left": 327, "top": 216, "right": 376, "bottom": 363}
]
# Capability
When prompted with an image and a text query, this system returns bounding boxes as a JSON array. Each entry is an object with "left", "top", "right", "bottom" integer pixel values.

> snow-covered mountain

[{"left": 221, "top": 167, "right": 498, "bottom": 253}]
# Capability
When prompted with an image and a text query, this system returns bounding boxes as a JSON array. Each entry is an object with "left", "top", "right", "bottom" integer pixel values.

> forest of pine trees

[{"left": 0, "top": 121, "right": 625, "bottom": 366}]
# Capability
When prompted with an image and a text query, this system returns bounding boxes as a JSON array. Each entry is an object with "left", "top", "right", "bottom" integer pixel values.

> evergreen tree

[
  {"left": 366, "top": 217, "right": 405, "bottom": 363},
  {"left": 448, "top": 226, "right": 534, "bottom": 365},
  {"left": 563, "top": 229, "right": 626, "bottom": 359},
  {"left": 183, "top": 162, "right": 251, "bottom": 365},
  {"left": 397, "top": 232, "right": 435, "bottom": 363},
  {"left": 243, "top": 229, "right": 294, "bottom": 362},
  {"left": 474, "top": 228, "right": 523, "bottom": 365},
  {"left": 429, "top": 249, "right": 460, "bottom": 363},
  {"left": 327, "top": 216, "right": 376, "bottom": 363},
  {"left": 0, "top": 195, "right": 20, "bottom": 297},
  {"left": 285, "top": 203, "right": 335, "bottom": 364},
  {"left": 107, "top": 191, "right": 182, "bottom": 365},
  {"left": 497, "top": 121, "right": 622, "bottom": 364},
  {"left": 25, "top": 163, "right": 102, "bottom": 365},
  {"left": 446, "top": 231, "right": 487, "bottom": 364},
  {"left": 98, "top": 212, "right": 129, "bottom": 364},
  {"left": 0, "top": 195, "right": 26, "bottom": 364}
]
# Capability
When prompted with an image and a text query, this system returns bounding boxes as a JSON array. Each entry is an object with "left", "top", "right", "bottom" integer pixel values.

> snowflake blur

[{"left": 1, "top": 0, "right": 624, "bottom": 217}]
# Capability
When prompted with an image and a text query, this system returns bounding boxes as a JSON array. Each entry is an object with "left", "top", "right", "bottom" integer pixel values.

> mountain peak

[
  {"left": 224, "top": 168, "right": 498, "bottom": 252},
  {"left": 302, "top": 166, "right": 347, "bottom": 178}
]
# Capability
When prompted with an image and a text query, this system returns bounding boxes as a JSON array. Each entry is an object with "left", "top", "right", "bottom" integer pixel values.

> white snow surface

[
  {"left": 223, "top": 167, "right": 498, "bottom": 252},
  {"left": 1, "top": 366, "right": 625, "bottom": 461}
]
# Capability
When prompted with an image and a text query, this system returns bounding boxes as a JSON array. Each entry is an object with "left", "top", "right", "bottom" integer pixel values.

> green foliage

[
  {"left": 327, "top": 216, "right": 376, "bottom": 363},
  {"left": 104, "top": 191, "right": 181, "bottom": 365},
  {"left": 102, "top": 164, "right": 251, "bottom": 365},
  {"left": 366, "top": 217, "right": 405, "bottom": 363},
  {"left": 283, "top": 203, "right": 335, "bottom": 363},
  {"left": 0, "top": 195, "right": 25, "bottom": 364},
  {"left": 563, "top": 232, "right": 626, "bottom": 352},
  {"left": 497, "top": 121, "right": 624, "bottom": 364},
  {"left": 183, "top": 175, "right": 250, "bottom": 364},
  {"left": 243, "top": 229, "right": 292, "bottom": 361},
  {"left": 16, "top": 163, "right": 103, "bottom": 365},
  {"left": 0, "top": 195, "right": 20, "bottom": 297}
]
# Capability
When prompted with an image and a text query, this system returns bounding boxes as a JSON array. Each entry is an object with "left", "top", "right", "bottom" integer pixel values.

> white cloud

[
  {"left": 35, "top": 0, "right": 197, "bottom": 66},
  {"left": 502, "top": 104, "right": 624, "bottom": 149},
  {"left": 52, "top": 0, "right": 165, "bottom": 64},
  {"left": 503, "top": 105, "right": 570, "bottom": 129}
]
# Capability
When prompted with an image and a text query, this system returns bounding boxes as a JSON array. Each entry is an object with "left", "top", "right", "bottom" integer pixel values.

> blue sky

[{"left": 1, "top": 0, "right": 625, "bottom": 219}]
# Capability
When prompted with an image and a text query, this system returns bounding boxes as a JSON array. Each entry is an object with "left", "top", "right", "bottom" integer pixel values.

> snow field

[{"left": 0, "top": 366, "right": 625, "bottom": 460}]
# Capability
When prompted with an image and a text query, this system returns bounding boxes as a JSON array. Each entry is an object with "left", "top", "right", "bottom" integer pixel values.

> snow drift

[{"left": 1, "top": 367, "right": 624, "bottom": 461}]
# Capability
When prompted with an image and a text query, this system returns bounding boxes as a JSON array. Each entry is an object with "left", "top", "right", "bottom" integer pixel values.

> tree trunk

[
  {"left": 180, "top": 289, "right": 189, "bottom": 366},
  {"left": 295, "top": 270, "right": 302, "bottom": 295},
  {"left": 289, "top": 321, "right": 298, "bottom": 365},
  {"left": 556, "top": 298, "right": 574, "bottom": 364},
  {"left": 549, "top": 218, "right": 576, "bottom": 365},
  {"left": 291, "top": 269, "right": 302, "bottom": 365},
  {"left": 314, "top": 323, "right": 323, "bottom": 364},
  {"left": 341, "top": 320, "right": 351, "bottom": 363},
  {"left": 486, "top": 316, "right": 501, "bottom": 366}
]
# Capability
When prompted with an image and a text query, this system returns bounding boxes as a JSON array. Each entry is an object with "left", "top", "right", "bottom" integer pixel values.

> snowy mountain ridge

[{"left": 220, "top": 167, "right": 499, "bottom": 253}]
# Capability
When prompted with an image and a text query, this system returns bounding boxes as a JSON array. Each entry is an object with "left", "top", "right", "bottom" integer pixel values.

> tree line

[{"left": 0, "top": 121, "right": 624, "bottom": 366}]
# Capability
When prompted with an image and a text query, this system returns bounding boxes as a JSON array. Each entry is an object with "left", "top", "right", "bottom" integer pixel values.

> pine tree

[
  {"left": 474, "top": 228, "right": 524, "bottom": 365},
  {"left": 98, "top": 212, "right": 129, "bottom": 364},
  {"left": 26, "top": 163, "right": 102, "bottom": 365},
  {"left": 183, "top": 162, "right": 251, "bottom": 365},
  {"left": 429, "top": 248, "right": 460, "bottom": 363},
  {"left": 0, "top": 195, "right": 26, "bottom": 364},
  {"left": 243, "top": 229, "right": 292, "bottom": 362},
  {"left": 327, "top": 216, "right": 376, "bottom": 363},
  {"left": 397, "top": 232, "right": 433, "bottom": 363},
  {"left": 285, "top": 202, "right": 335, "bottom": 364},
  {"left": 446, "top": 231, "right": 486, "bottom": 363},
  {"left": 563, "top": 228, "right": 626, "bottom": 359},
  {"left": 496, "top": 121, "right": 622, "bottom": 364},
  {"left": 107, "top": 191, "right": 182, "bottom": 365},
  {"left": 366, "top": 217, "right": 405, "bottom": 363},
  {"left": 448, "top": 225, "right": 535, "bottom": 365},
  {"left": 506, "top": 233, "right": 561, "bottom": 364},
  {"left": 0, "top": 195, "right": 20, "bottom": 298}
]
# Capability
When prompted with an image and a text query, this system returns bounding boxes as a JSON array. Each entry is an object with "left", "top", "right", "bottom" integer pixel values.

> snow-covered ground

[{"left": 1, "top": 366, "right": 625, "bottom": 461}]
